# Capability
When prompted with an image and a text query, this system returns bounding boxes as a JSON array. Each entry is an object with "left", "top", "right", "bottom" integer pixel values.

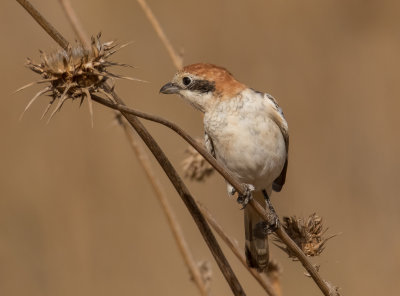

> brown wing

[
  {"left": 264, "top": 93, "right": 289, "bottom": 192},
  {"left": 204, "top": 132, "right": 216, "bottom": 158},
  {"left": 272, "top": 136, "right": 288, "bottom": 192}
]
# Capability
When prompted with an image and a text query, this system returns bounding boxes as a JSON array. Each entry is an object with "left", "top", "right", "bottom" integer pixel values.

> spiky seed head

[
  {"left": 181, "top": 139, "right": 214, "bottom": 181},
  {"left": 19, "top": 33, "right": 138, "bottom": 123},
  {"left": 274, "top": 213, "right": 339, "bottom": 258}
]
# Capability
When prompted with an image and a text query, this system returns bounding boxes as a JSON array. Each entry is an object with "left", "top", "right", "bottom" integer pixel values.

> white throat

[{"left": 179, "top": 90, "right": 215, "bottom": 113}]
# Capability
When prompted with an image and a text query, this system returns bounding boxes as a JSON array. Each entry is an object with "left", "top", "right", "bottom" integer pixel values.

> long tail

[{"left": 244, "top": 190, "right": 269, "bottom": 272}]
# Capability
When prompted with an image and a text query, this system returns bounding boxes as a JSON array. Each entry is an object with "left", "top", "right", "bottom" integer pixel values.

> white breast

[{"left": 204, "top": 89, "right": 287, "bottom": 190}]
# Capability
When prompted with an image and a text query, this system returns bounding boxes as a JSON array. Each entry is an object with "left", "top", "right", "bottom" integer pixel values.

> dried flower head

[
  {"left": 274, "top": 213, "right": 339, "bottom": 258},
  {"left": 182, "top": 139, "right": 214, "bottom": 181},
  {"left": 17, "top": 33, "right": 139, "bottom": 125}
]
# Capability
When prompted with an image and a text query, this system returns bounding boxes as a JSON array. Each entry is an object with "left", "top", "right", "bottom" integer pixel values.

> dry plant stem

[
  {"left": 134, "top": 5, "right": 333, "bottom": 294},
  {"left": 16, "top": 1, "right": 245, "bottom": 295},
  {"left": 136, "top": 0, "right": 183, "bottom": 69},
  {"left": 119, "top": 118, "right": 208, "bottom": 296},
  {"left": 16, "top": 0, "right": 69, "bottom": 50},
  {"left": 131, "top": 7, "right": 326, "bottom": 292},
  {"left": 250, "top": 201, "right": 334, "bottom": 296},
  {"left": 109, "top": 89, "right": 245, "bottom": 296},
  {"left": 197, "top": 202, "right": 278, "bottom": 296},
  {"left": 59, "top": 0, "right": 91, "bottom": 49},
  {"left": 91, "top": 95, "right": 335, "bottom": 296},
  {"left": 91, "top": 95, "right": 246, "bottom": 195},
  {"left": 60, "top": 1, "right": 207, "bottom": 293},
  {"left": 15, "top": 1, "right": 335, "bottom": 295}
]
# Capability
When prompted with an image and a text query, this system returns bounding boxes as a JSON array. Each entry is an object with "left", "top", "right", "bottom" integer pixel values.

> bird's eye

[{"left": 182, "top": 76, "right": 192, "bottom": 86}]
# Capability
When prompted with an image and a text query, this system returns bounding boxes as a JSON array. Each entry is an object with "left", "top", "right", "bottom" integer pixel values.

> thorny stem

[
  {"left": 197, "top": 202, "right": 278, "bottom": 296},
  {"left": 108, "top": 88, "right": 246, "bottom": 296},
  {"left": 15, "top": 0, "right": 338, "bottom": 295},
  {"left": 59, "top": 2, "right": 208, "bottom": 293},
  {"left": 16, "top": 1, "right": 246, "bottom": 295},
  {"left": 59, "top": 0, "right": 91, "bottom": 50},
  {"left": 91, "top": 95, "right": 246, "bottom": 195},
  {"left": 91, "top": 95, "right": 336, "bottom": 296},
  {"left": 118, "top": 116, "right": 209, "bottom": 296},
  {"left": 250, "top": 199, "right": 336, "bottom": 296},
  {"left": 108, "top": 2, "right": 337, "bottom": 292}
]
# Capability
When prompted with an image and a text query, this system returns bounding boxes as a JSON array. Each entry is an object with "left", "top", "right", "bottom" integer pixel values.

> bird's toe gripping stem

[
  {"left": 262, "top": 189, "right": 280, "bottom": 233},
  {"left": 237, "top": 184, "right": 255, "bottom": 209}
]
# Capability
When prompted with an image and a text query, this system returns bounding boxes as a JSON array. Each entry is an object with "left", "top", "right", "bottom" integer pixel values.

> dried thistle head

[
  {"left": 274, "top": 213, "right": 339, "bottom": 258},
  {"left": 18, "top": 33, "right": 139, "bottom": 124},
  {"left": 182, "top": 139, "right": 214, "bottom": 181}
]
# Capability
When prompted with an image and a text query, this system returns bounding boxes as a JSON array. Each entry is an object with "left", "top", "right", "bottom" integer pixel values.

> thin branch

[
  {"left": 59, "top": 0, "right": 91, "bottom": 49},
  {"left": 90, "top": 94, "right": 247, "bottom": 195},
  {"left": 249, "top": 199, "right": 336, "bottom": 296},
  {"left": 108, "top": 88, "right": 246, "bottom": 296},
  {"left": 136, "top": 0, "right": 183, "bottom": 69},
  {"left": 118, "top": 116, "right": 209, "bottom": 296},
  {"left": 131, "top": 6, "right": 332, "bottom": 293},
  {"left": 16, "top": 1, "right": 246, "bottom": 295},
  {"left": 197, "top": 202, "right": 278, "bottom": 296},
  {"left": 90, "top": 94, "right": 337, "bottom": 296},
  {"left": 16, "top": 0, "right": 69, "bottom": 50},
  {"left": 15, "top": 1, "right": 337, "bottom": 295}
]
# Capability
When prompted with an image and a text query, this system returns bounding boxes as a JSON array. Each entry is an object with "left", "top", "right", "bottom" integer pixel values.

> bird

[{"left": 160, "top": 63, "right": 288, "bottom": 272}]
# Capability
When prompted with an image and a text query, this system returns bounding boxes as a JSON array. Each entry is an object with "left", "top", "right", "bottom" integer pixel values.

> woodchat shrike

[{"left": 160, "top": 63, "right": 289, "bottom": 272}]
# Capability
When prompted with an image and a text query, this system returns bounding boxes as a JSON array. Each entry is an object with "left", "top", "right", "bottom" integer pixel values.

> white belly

[{"left": 204, "top": 95, "right": 286, "bottom": 190}]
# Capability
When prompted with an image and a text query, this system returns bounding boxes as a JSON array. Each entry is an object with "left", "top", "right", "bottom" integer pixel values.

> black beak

[{"left": 159, "top": 82, "right": 181, "bottom": 94}]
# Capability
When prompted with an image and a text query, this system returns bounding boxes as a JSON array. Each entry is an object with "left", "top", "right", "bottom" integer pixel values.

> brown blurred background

[{"left": 1, "top": 0, "right": 399, "bottom": 295}]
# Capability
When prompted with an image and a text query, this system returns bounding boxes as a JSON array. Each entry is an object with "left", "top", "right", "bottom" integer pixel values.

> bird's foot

[
  {"left": 237, "top": 184, "right": 255, "bottom": 209},
  {"left": 262, "top": 189, "right": 280, "bottom": 234},
  {"left": 227, "top": 183, "right": 236, "bottom": 196},
  {"left": 253, "top": 214, "right": 279, "bottom": 237},
  {"left": 266, "top": 209, "right": 280, "bottom": 234}
]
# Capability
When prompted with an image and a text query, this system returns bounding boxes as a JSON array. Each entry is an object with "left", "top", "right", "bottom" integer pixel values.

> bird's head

[{"left": 159, "top": 63, "right": 246, "bottom": 113}]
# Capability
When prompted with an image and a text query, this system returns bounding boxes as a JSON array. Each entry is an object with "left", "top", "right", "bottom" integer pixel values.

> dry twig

[
  {"left": 16, "top": 0, "right": 69, "bottom": 50},
  {"left": 109, "top": 88, "right": 246, "bottom": 296},
  {"left": 136, "top": 0, "right": 183, "bottom": 69},
  {"left": 197, "top": 202, "right": 278, "bottom": 296},
  {"left": 133, "top": 3, "right": 339, "bottom": 292},
  {"left": 16, "top": 1, "right": 245, "bottom": 295},
  {"left": 117, "top": 115, "right": 209, "bottom": 296},
  {"left": 57, "top": 2, "right": 209, "bottom": 294},
  {"left": 89, "top": 95, "right": 339, "bottom": 296},
  {"left": 15, "top": 0, "right": 340, "bottom": 295},
  {"left": 59, "top": 0, "right": 91, "bottom": 49}
]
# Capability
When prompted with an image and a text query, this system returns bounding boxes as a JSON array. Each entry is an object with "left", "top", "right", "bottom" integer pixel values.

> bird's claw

[
  {"left": 237, "top": 184, "right": 255, "bottom": 209},
  {"left": 227, "top": 184, "right": 236, "bottom": 196},
  {"left": 253, "top": 212, "right": 280, "bottom": 238},
  {"left": 262, "top": 189, "right": 280, "bottom": 234},
  {"left": 266, "top": 210, "right": 280, "bottom": 234}
]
